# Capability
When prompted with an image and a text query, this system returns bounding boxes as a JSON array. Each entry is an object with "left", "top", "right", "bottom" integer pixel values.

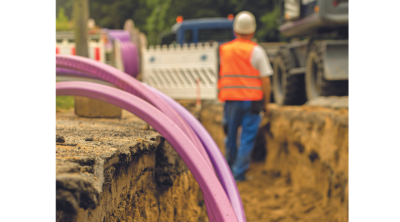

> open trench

[
  {"left": 201, "top": 102, "right": 348, "bottom": 222},
  {"left": 56, "top": 109, "right": 208, "bottom": 222},
  {"left": 56, "top": 100, "right": 348, "bottom": 222}
]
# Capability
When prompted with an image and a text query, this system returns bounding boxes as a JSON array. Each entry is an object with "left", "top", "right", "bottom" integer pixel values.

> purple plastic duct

[
  {"left": 56, "top": 81, "right": 238, "bottom": 222},
  {"left": 120, "top": 42, "right": 139, "bottom": 78},
  {"left": 121, "top": 42, "right": 130, "bottom": 75},
  {"left": 55, "top": 67, "right": 246, "bottom": 222},
  {"left": 104, "top": 29, "right": 139, "bottom": 78},
  {"left": 56, "top": 67, "right": 215, "bottom": 222},
  {"left": 56, "top": 55, "right": 213, "bottom": 171},
  {"left": 107, "top": 30, "right": 131, "bottom": 42},
  {"left": 56, "top": 68, "right": 102, "bottom": 80},
  {"left": 145, "top": 85, "right": 246, "bottom": 222},
  {"left": 129, "top": 42, "right": 140, "bottom": 77}
]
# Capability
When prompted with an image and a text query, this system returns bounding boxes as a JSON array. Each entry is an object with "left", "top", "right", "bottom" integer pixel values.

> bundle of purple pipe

[{"left": 56, "top": 30, "right": 246, "bottom": 222}]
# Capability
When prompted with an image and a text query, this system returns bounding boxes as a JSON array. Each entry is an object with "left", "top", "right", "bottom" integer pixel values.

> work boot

[{"left": 234, "top": 173, "right": 246, "bottom": 182}]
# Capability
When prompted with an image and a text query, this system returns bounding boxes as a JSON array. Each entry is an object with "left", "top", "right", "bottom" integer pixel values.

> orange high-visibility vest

[{"left": 218, "top": 39, "right": 263, "bottom": 102}]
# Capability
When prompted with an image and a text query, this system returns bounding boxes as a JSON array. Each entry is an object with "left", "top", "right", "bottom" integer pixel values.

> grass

[{"left": 56, "top": 96, "right": 74, "bottom": 111}]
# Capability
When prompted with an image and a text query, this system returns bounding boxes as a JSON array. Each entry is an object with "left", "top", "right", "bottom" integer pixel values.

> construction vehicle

[
  {"left": 142, "top": 17, "right": 238, "bottom": 100},
  {"left": 143, "top": 16, "right": 288, "bottom": 101},
  {"left": 272, "top": 0, "right": 348, "bottom": 105},
  {"left": 57, "top": 16, "right": 293, "bottom": 103},
  {"left": 159, "top": 16, "right": 284, "bottom": 65},
  {"left": 160, "top": 17, "right": 235, "bottom": 45}
]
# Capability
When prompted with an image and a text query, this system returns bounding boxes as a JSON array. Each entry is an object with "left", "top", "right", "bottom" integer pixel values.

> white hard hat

[{"left": 233, "top": 11, "right": 256, "bottom": 34}]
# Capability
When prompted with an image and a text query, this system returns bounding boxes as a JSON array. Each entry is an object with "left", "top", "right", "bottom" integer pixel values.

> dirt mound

[
  {"left": 261, "top": 104, "right": 348, "bottom": 222},
  {"left": 201, "top": 103, "right": 348, "bottom": 222},
  {"left": 56, "top": 110, "right": 207, "bottom": 222}
]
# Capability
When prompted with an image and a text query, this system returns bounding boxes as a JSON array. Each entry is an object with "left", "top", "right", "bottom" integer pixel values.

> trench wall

[
  {"left": 200, "top": 103, "right": 349, "bottom": 221},
  {"left": 56, "top": 111, "right": 208, "bottom": 222},
  {"left": 56, "top": 139, "right": 207, "bottom": 222}
]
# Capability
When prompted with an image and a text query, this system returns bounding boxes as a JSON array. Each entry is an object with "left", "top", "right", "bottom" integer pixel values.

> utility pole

[
  {"left": 73, "top": 0, "right": 89, "bottom": 57},
  {"left": 72, "top": 0, "right": 122, "bottom": 118}
]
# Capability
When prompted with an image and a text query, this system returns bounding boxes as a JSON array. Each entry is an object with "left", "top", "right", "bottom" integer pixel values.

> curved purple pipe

[
  {"left": 107, "top": 30, "right": 131, "bottom": 42},
  {"left": 56, "top": 68, "right": 215, "bottom": 222},
  {"left": 56, "top": 81, "right": 238, "bottom": 222},
  {"left": 55, "top": 67, "right": 246, "bottom": 221},
  {"left": 56, "top": 63, "right": 215, "bottom": 222},
  {"left": 120, "top": 42, "right": 139, "bottom": 78},
  {"left": 56, "top": 68, "right": 216, "bottom": 222},
  {"left": 56, "top": 68, "right": 103, "bottom": 80},
  {"left": 56, "top": 55, "right": 213, "bottom": 170},
  {"left": 145, "top": 85, "right": 246, "bottom": 222},
  {"left": 104, "top": 29, "right": 139, "bottom": 77},
  {"left": 129, "top": 42, "right": 139, "bottom": 77}
]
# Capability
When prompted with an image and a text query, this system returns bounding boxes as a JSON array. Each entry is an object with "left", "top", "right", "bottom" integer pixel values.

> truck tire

[
  {"left": 305, "top": 42, "right": 348, "bottom": 100},
  {"left": 269, "top": 61, "right": 275, "bottom": 103},
  {"left": 272, "top": 48, "right": 306, "bottom": 105}
]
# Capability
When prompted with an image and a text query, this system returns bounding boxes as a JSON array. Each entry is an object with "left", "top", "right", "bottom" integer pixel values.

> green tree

[
  {"left": 258, "top": 2, "right": 286, "bottom": 42},
  {"left": 56, "top": 7, "right": 72, "bottom": 31},
  {"left": 56, "top": 0, "right": 73, "bottom": 18},
  {"left": 144, "top": 0, "right": 283, "bottom": 45},
  {"left": 89, "top": 0, "right": 151, "bottom": 30},
  {"left": 56, "top": 0, "right": 285, "bottom": 44},
  {"left": 145, "top": 0, "right": 173, "bottom": 45}
]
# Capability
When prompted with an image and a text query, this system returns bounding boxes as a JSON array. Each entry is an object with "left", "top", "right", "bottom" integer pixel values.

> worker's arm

[
  {"left": 251, "top": 45, "right": 273, "bottom": 114},
  {"left": 261, "top": 76, "right": 271, "bottom": 115}
]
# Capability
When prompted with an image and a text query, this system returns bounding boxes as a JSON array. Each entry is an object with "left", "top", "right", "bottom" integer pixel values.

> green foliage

[
  {"left": 89, "top": 0, "right": 151, "bottom": 31},
  {"left": 56, "top": 0, "right": 284, "bottom": 43},
  {"left": 56, "top": 96, "right": 75, "bottom": 111},
  {"left": 143, "top": 0, "right": 283, "bottom": 44},
  {"left": 145, "top": 0, "right": 173, "bottom": 45},
  {"left": 257, "top": 3, "right": 287, "bottom": 42},
  {"left": 56, "top": 7, "right": 72, "bottom": 31},
  {"left": 56, "top": 0, "right": 73, "bottom": 18}
]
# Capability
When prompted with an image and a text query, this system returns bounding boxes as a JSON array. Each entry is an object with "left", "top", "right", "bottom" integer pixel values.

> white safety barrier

[
  {"left": 142, "top": 43, "right": 219, "bottom": 100},
  {"left": 56, "top": 39, "right": 105, "bottom": 63}
]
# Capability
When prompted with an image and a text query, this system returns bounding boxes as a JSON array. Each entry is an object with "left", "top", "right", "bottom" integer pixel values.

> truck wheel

[
  {"left": 272, "top": 48, "right": 306, "bottom": 105},
  {"left": 269, "top": 62, "right": 275, "bottom": 103},
  {"left": 305, "top": 42, "right": 348, "bottom": 100}
]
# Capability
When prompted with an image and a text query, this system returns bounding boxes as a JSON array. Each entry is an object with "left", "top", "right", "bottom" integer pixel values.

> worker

[{"left": 218, "top": 11, "right": 273, "bottom": 181}]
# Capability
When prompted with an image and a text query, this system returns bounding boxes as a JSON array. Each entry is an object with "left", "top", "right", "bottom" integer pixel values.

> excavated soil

[
  {"left": 56, "top": 98, "right": 348, "bottom": 222},
  {"left": 56, "top": 109, "right": 207, "bottom": 222},
  {"left": 201, "top": 102, "right": 348, "bottom": 222}
]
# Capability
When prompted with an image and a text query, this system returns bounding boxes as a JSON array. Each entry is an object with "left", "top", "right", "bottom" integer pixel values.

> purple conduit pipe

[
  {"left": 120, "top": 42, "right": 139, "bottom": 78},
  {"left": 56, "top": 68, "right": 215, "bottom": 221},
  {"left": 56, "top": 81, "right": 238, "bottom": 222},
  {"left": 56, "top": 66, "right": 246, "bottom": 221},
  {"left": 104, "top": 29, "right": 140, "bottom": 77},
  {"left": 56, "top": 55, "right": 215, "bottom": 222},
  {"left": 129, "top": 42, "right": 139, "bottom": 77},
  {"left": 56, "top": 68, "right": 102, "bottom": 80},
  {"left": 55, "top": 55, "right": 213, "bottom": 172},
  {"left": 145, "top": 85, "right": 246, "bottom": 222},
  {"left": 121, "top": 42, "right": 130, "bottom": 76},
  {"left": 56, "top": 68, "right": 215, "bottom": 222},
  {"left": 107, "top": 30, "right": 131, "bottom": 42}
]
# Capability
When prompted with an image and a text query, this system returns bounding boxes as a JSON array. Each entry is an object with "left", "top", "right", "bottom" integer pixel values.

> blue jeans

[{"left": 223, "top": 101, "right": 261, "bottom": 179}]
